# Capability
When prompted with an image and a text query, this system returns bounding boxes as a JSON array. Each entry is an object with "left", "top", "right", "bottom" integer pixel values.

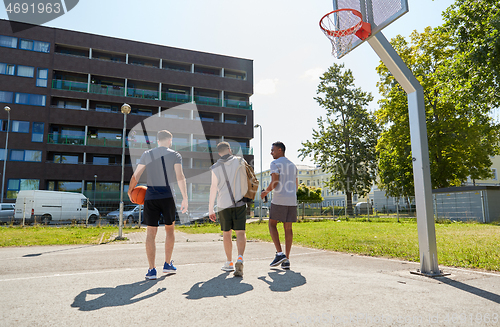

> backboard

[{"left": 331, "top": 0, "right": 408, "bottom": 58}]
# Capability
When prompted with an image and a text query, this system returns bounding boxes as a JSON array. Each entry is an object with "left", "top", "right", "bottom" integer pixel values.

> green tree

[
  {"left": 376, "top": 27, "right": 500, "bottom": 196},
  {"left": 296, "top": 184, "right": 323, "bottom": 204},
  {"left": 299, "top": 64, "right": 380, "bottom": 215},
  {"left": 440, "top": 0, "right": 500, "bottom": 108}
]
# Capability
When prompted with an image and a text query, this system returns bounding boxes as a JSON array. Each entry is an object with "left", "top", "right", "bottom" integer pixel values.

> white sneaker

[{"left": 221, "top": 261, "right": 234, "bottom": 271}]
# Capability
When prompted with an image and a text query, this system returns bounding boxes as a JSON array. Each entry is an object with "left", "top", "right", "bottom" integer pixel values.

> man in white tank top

[{"left": 261, "top": 141, "right": 298, "bottom": 269}]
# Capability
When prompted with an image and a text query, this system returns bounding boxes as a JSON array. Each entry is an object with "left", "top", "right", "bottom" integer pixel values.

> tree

[
  {"left": 299, "top": 64, "right": 380, "bottom": 215},
  {"left": 376, "top": 27, "right": 500, "bottom": 197},
  {"left": 296, "top": 184, "right": 323, "bottom": 204},
  {"left": 440, "top": 0, "right": 500, "bottom": 108}
]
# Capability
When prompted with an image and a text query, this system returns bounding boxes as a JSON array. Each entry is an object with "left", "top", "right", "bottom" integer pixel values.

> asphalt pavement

[{"left": 0, "top": 226, "right": 499, "bottom": 327}]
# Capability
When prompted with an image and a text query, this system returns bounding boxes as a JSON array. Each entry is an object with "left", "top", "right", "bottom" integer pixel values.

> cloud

[
  {"left": 302, "top": 68, "right": 324, "bottom": 81},
  {"left": 255, "top": 79, "right": 279, "bottom": 95}
]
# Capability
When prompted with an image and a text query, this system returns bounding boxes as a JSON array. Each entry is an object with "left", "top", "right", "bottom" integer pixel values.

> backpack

[{"left": 239, "top": 158, "right": 259, "bottom": 202}]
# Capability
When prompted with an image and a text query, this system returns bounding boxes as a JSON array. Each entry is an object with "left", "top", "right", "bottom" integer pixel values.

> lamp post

[
  {"left": 117, "top": 103, "right": 131, "bottom": 239},
  {"left": 1, "top": 106, "right": 11, "bottom": 204},
  {"left": 93, "top": 174, "right": 97, "bottom": 208},
  {"left": 254, "top": 124, "right": 263, "bottom": 221}
]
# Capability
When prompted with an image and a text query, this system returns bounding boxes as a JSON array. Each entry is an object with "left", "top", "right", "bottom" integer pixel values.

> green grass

[
  {"left": 178, "top": 219, "right": 500, "bottom": 271},
  {"left": 0, "top": 226, "right": 138, "bottom": 247}
]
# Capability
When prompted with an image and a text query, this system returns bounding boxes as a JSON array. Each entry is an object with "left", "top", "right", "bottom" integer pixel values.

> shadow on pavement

[
  {"left": 436, "top": 276, "right": 500, "bottom": 304},
  {"left": 183, "top": 272, "right": 253, "bottom": 299},
  {"left": 71, "top": 275, "right": 170, "bottom": 311},
  {"left": 258, "top": 269, "right": 307, "bottom": 292}
]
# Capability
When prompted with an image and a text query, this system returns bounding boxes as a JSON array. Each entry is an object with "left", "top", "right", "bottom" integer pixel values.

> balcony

[
  {"left": 127, "top": 88, "right": 159, "bottom": 100},
  {"left": 194, "top": 95, "right": 221, "bottom": 107},
  {"left": 52, "top": 80, "right": 88, "bottom": 93},
  {"left": 161, "top": 91, "right": 191, "bottom": 103},
  {"left": 89, "top": 84, "right": 125, "bottom": 97},
  {"left": 224, "top": 99, "right": 252, "bottom": 110},
  {"left": 47, "top": 133, "right": 85, "bottom": 145},
  {"left": 86, "top": 137, "right": 123, "bottom": 148}
]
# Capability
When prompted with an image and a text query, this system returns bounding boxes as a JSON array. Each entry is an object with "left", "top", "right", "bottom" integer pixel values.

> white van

[{"left": 14, "top": 190, "right": 100, "bottom": 224}]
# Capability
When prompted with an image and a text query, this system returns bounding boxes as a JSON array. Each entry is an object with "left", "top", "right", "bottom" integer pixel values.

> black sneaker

[
  {"left": 270, "top": 253, "right": 287, "bottom": 267},
  {"left": 281, "top": 259, "right": 290, "bottom": 270}
]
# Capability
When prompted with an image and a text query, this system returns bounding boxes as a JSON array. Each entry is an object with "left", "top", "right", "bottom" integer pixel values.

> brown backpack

[{"left": 240, "top": 159, "right": 259, "bottom": 202}]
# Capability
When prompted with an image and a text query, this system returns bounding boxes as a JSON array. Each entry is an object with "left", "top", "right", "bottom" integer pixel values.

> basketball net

[{"left": 320, "top": 9, "right": 371, "bottom": 58}]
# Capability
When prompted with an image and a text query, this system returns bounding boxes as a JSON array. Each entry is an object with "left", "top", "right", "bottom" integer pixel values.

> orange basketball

[{"left": 130, "top": 185, "right": 147, "bottom": 205}]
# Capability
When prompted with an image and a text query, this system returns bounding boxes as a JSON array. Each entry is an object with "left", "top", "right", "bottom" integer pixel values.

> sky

[{"left": 1, "top": 0, "right": 456, "bottom": 172}]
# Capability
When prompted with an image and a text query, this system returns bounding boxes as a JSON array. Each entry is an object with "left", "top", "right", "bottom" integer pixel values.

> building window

[
  {"left": 7, "top": 179, "right": 39, "bottom": 199},
  {"left": 32, "top": 122, "right": 44, "bottom": 142},
  {"left": 0, "top": 63, "right": 15, "bottom": 75},
  {"left": 0, "top": 90, "right": 13, "bottom": 103},
  {"left": 492, "top": 168, "right": 498, "bottom": 181},
  {"left": 307, "top": 180, "right": 310, "bottom": 186},
  {"left": 10, "top": 149, "right": 42, "bottom": 162},
  {"left": 16, "top": 65, "right": 34, "bottom": 78},
  {"left": 18, "top": 39, "right": 50, "bottom": 53},
  {"left": 56, "top": 181, "right": 82, "bottom": 192},
  {"left": 0, "top": 35, "right": 17, "bottom": 49},
  {"left": 54, "top": 154, "right": 79, "bottom": 164},
  {"left": 93, "top": 157, "right": 110, "bottom": 165},
  {"left": 15, "top": 93, "right": 46, "bottom": 106},
  {"left": 36, "top": 68, "right": 48, "bottom": 87},
  {"left": 11, "top": 120, "right": 30, "bottom": 133}
]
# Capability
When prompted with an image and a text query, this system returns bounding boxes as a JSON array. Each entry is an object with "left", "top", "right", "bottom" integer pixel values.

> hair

[
  {"left": 157, "top": 130, "right": 173, "bottom": 141},
  {"left": 272, "top": 141, "right": 286, "bottom": 153},
  {"left": 217, "top": 141, "right": 231, "bottom": 153}
]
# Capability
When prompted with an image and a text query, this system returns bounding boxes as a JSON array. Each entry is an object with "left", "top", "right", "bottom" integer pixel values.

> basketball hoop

[{"left": 319, "top": 9, "right": 372, "bottom": 58}]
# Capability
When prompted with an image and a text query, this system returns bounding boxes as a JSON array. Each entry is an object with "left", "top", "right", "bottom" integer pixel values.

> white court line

[{"left": 0, "top": 252, "right": 323, "bottom": 282}]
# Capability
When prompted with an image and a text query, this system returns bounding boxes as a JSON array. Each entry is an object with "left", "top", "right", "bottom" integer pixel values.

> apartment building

[{"left": 0, "top": 19, "right": 254, "bottom": 212}]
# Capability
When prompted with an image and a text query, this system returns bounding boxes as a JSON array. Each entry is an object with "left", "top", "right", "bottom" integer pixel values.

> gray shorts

[{"left": 269, "top": 203, "right": 297, "bottom": 223}]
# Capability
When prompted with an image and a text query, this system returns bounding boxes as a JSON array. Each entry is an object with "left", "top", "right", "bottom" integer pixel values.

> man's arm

[
  {"left": 261, "top": 173, "right": 279, "bottom": 199},
  {"left": 174, "top": 163, "right": 188, "bottom": 213},
  {"left": 127, "top": 164, "right": 146, "bottom": 203},
  {"left": 208, "top": 171, "right": 218, "bottom": 222},
  {"left": 296, "top": 177, "right": 299, "bottom": 191}
]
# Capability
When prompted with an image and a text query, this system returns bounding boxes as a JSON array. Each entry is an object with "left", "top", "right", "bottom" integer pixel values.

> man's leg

[
  {"left": 235, "top": 230, "right": 246, "bottom": 257},
  {"left": 283, "top": 222, "right": 293, "bottom": 259},
  {"left": 164, "top": 223, "right": 175, "bottom": 263},
  {"left": 146, "top": 226, "right": 158, "bottom": 269},
  {"left": 268, "top": 218, "right": 282, "bottom": 253},
  {"left": 223, "top": 230, "right": 233, "bottom": 262}
]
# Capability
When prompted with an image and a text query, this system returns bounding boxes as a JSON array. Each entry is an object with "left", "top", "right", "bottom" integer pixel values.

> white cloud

[
  {"left": 255, "top": 78, "right": 279, "bottom": 95},
  {"left": 302, "top": 68, "right": 324, "bottom": 81}
]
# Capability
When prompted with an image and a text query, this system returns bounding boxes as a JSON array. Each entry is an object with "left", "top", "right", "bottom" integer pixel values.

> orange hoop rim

[{"left": 319, "top": 8, "right": 364, "bottom": 37}]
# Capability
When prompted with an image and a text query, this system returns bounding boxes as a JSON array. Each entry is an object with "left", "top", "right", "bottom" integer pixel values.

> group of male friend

[{"left": 128, "top": 130, "right": 298, "bottom": 280}]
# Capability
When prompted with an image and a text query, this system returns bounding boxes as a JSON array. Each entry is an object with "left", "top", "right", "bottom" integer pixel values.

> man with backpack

[{"left": 208, "top": 142, "right": 249, "bottom": 277}]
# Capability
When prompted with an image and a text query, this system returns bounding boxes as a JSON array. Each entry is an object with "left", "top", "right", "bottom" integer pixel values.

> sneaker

[
  {"left": 270, "top": 253, "right": 287, "bottom": 267},
  {"left": 281, "top": 259, "right": 290, "bottom": 270},
  {"left": 221, "top": 261, "right": 234, "bottom": 272},
  {"left": 163, "top": 260, "right": 177, "bottom": 273},
  {"left": 234, "top": 261, "right": 244, "bottom": 277},
  {"left": 145, "top": 268, "right": 157, "bottom": 280}
]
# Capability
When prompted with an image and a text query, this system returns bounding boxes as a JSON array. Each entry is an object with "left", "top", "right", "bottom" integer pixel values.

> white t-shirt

[{"left": 270, "top": 156, "right": 297, "bottom": 206}]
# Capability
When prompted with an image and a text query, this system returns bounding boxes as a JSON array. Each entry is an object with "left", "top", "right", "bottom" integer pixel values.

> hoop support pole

[{"left": 367, "top": 32, "right": 440, "bottom": 277}]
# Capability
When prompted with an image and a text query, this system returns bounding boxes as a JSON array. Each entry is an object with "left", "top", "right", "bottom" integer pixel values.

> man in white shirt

[{"left": 261, "top": 141, "right": 298, "bottom": 269}]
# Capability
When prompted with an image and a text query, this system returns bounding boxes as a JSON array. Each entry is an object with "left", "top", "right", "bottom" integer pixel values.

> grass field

[
  {"left": 0, "top": 226, "right": 138, "bottom": 246},
  {"left": 178, "top": 218, "right": 500, "bottom": 271}
]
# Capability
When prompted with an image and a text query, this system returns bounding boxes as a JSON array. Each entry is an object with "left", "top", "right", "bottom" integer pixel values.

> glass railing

[
  {"left": 194, "top": 95, "right": 222, "bottom": 107},
  {"left": 47, "top": 133, "right": 85, "bottom": 145},
  {"left": 224, "top": 99, "right": 252, "bottom": 110},
  {"left": 127, "top": 88, "right": 159, "bottom": 100},
  {"left": 86, "top": 137, "right": 123, "bottom": 148},
  {"left": 89, "top": 84, "right": 125, "bottom": 97},
  {"left": 52, "top": 79, "right": 88, "bottom": 92},
  {"left": 161, "top": 92, "right": 192, "bottom": 103}
]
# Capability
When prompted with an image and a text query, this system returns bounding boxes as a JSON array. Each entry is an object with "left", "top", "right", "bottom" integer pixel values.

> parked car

[
  {"left": 0, "top": 203, "right": 15, "bottom": 224},
  {"left": 106, "top": 205, "right": 142, "bottom": 224}
]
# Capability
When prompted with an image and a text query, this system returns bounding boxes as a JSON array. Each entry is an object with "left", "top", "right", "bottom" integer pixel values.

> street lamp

[
  {"left": 117, "top": 103, "right": 131, "bottom": 239},
  {"left": 1, "top": 106, "right": 11, "bottom": 204},
  {"left": 254, "top": 124, "right": 263, "bottom": 221},
  {"left": 93, "top": 174, "right": 97, "bottom": 208}
]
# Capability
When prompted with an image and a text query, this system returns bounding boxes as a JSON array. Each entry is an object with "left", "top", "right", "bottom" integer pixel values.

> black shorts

[
  {"left": 143, "top": 197, "right": 176, "bottom": 226},
  {"left": 219, "top": 205, "right": 247, "bottom": 232}
]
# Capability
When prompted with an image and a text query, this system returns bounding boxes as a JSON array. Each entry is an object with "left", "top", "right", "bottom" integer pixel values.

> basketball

[{"left": 130, "top": 185, "right": 147, "bottom": 205}]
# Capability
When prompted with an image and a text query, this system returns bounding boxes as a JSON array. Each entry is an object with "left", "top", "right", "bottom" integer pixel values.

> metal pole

[
  {"left": 254, "top": 124, "right": 263, "bottom": 221},
  {"left": 1, "top": 106, "right": 11, "bottom": 204},
  {"left": 368, "top": 32, "right": 441, "bottom": 276},
  {"left": 117, "top": 104, "right": 131, "bottom": 239},
  {"left": 93, "top": 174, "right": 97, "bottom": 210}
]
